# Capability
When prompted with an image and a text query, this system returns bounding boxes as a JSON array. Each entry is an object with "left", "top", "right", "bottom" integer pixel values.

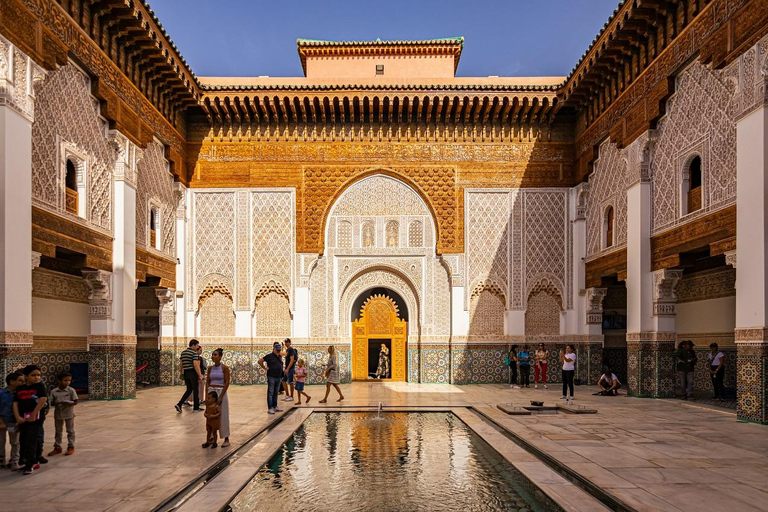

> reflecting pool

[{"left": 229, "top": 412, "right": 554, "bottom": 512}]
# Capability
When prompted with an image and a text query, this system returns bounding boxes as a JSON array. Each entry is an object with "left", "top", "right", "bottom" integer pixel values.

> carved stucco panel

[
  {"left": 32, "top": 64, "right": 114, "bottom": 232},
  {"left": 251, "top": 190, "right": 294, "bottom": 308},
  {"left": 586, "top": 139, "right": 627, "bottom": 258},
  {"left": 193, "top": 192, "right": 236, "bottom": 301},
  {"left": 652, "top": 60, "right": 737, "bottom": 233},
  {"left": 136, "top": 140, "right": 175, "bottom": 257}
]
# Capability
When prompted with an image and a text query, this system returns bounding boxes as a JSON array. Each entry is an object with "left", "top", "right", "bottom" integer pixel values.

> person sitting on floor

[{"left": 596, "top": 372, "right": 622, "bottom": 396}]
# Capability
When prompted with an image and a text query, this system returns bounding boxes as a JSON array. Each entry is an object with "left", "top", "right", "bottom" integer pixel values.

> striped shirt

[{"left": 180, "top": 348, "right": 197, "bottom": 371}]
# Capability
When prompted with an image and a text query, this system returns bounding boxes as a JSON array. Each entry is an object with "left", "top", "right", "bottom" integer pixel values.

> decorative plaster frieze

[
  {"left": 575, "top": 182, "right": 589, "bottom": 220},
  {"left": 156, "top": 287, "right": 176, "bottom": 326},
  {"left": 0, "top": 36, "right": 46, "bottom": 123},
  {"left": 108, "top": 130, "right": 142, "bottom": 189},
  {"left": 725, "top": 250, "right": 737, "bottom": 269},
  {"left": 31, "top": 251, "right": 41, "bottom": 269}
]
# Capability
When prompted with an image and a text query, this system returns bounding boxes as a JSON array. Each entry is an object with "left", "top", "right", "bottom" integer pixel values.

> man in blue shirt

[{"left": 516, "top": 345, "right": 532, "bottom": 388}]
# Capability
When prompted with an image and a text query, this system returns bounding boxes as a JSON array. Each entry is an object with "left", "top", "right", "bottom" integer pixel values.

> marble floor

[{"left": 0, "top": 382, "right": 765, "bottom": 511}]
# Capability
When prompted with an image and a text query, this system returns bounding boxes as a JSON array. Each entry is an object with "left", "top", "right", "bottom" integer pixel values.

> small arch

[
  {"left": 198, "top": 281, "right": 235, "bottom": 337},
  {"left": 254, "top": 279, "right": 292, "bottom": 337},
  {"left": 681, "top": 154, "right": 702, "bottom": 215},
  {"left": 361, "top": 221, "right": 375, "bottom": 248},
  {"left": 385, "top": 220, "right": 399, "bottom": 247},
  {"left": 603, "top": 205, "right": 615, "bottom": 249},
  {"left": 149, "top": 205, "right": 161, "bottom": 250},
  {"left": 65, "top": 159, "right": 78, "bottom": 215}
]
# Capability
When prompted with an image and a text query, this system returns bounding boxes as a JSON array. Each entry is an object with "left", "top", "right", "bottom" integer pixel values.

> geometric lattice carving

[
  {"left": 251, "top": 191, "right": 293, "bottom": 305},
  {"left": 136, "top": 140, "right": 175, "bottom": 257},
  {"left": 32, "top": 64, "right": 114, "bottom": 232},
  {"left": 361, "top": 295, "right": 400, "bottom": 336},
  {"left": 524, "top": 191, "right": 567, "bottom": 292},
  {"left": 468, "top": 289, "right": 505, "bottom": 336},
  {"left": 525, "top": 290, "right": 561, "bottom": 336},
  {"left": 198, "top": 281, "right": 233, "bottom": 309},
  {"left": 467, "top": 191, "right": 508, "bottom": 295},
  {"left": 408, "top": 220, "right": 424, "bottom": 247},
  {"left": 587, "top": 139, "right": 627, "bottom": 257},
  {"left": 199, "top": 289, "right": 235, "bottom": 337},
  {"left": 254, "top": 285, "right": 291, "bottom": 337},
  {"left": 652, "top": 60, "right": 736, "bottom": 233},
  {"left": 194, "top": 192, "right": 235, "bottom": 299},
  {"left": 385, "top": 221, "right": 399, "bottom": 247}
]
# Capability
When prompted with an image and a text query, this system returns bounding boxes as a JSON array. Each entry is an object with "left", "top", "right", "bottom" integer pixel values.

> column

[
  {"left": 572, "top": 182, "right": 604, "bottom": 384},
  {"left": 0, "top": 38, "right": 44, "bottom": 376},
  {"left": 735, "top": 79, "right": 768, "bottom": 423},
  {"left": 84, "top": 131, "right": 141, "bottom": 399},
  {"left": 156, "top": 287, "right": 176, "bottom": 386},
  {"left": 625, "top": 131, "right": 678, "bottom": 397}
]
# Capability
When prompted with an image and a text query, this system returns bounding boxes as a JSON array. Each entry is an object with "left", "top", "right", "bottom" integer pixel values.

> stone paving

[{"left": 0, "top": 383, "right": 765, "bottom": 511}]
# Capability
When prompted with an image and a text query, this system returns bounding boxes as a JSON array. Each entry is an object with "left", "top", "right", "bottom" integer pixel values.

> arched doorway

[{"left": 351, "top": 289, "right": 408, "bottom": 381}]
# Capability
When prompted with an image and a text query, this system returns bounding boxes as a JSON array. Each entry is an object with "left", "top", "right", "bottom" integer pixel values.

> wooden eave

[{"left": 198, "top": 89, "right": 560, "bottom": 127}]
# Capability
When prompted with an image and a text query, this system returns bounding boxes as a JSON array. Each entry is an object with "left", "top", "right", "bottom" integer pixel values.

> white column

[
  {"left": 735, "top": 91, "right": 768, "bottom": 423},
  {"left": 0, "top": 39, "right": 44, "bottom": 370},
  {"left": 173, "top": 183, "right": 187, "bottom": 338}
]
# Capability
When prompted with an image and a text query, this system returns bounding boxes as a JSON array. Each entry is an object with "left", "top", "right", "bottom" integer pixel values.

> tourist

[
  {"left": 375, "top": 344, "right": 390, "bottom": 379},
  {"left": 560, "top": 345, "right": 576, "bottom": 402},
  {"left": 0, "top": 371, "right": 24, "bottom": 470},
  {"left": 294, "top": 359, "right": 311, "bottom": 405},
  {"left": 13, "top": 365, "right": 47, "bottom": 475},
  {"left": 47, "top": 371, "right": 78, "bottom": 456},
  {"left": 596, "top": 371, "right": 621, "bottom": 396},
  {"left": 319, "top": 345, "right": 345, "bottom": 403},
  {"left": 175, "top": 339, "right": 203, "bottom": 413},
  {"left": 534, "top": 343, "right": 549, "bottom": 389},
  {"left": 282, "top": 338, "right": 298, "bottom": 402},
  {"left": 196, "top": 344, "right": 207, "bottom": 406},
  {"left": 206, "top": 348, "right": 231, "bottom": 447},
  {"left": 508, "top": 345, "right": 519, "bottom": 389},
  {"left": 278, "top": 341, "right": 286, "bottom": 395},
  {"left": 676, "top": 340, "right": 697, "bottom": 399},
  {"left": 516, "top": 344, "right": 531, "bottom": 388},
  {"left": 258, "top": 342, "right": 284, "bottom": 415},
  {"left": 202, "top": 390, "right": 222, "bottom": 449},
  {"left": 708, "top": 343, "right": 726, "bottom": 398}
]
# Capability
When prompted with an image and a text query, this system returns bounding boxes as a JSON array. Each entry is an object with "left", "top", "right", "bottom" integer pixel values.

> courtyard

[{"left": 0, "top": 384, "right": 765, "bottom": 512}]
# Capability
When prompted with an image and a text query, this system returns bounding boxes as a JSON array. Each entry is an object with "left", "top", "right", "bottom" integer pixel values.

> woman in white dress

[
  {"left": 319, "top": 345, "right": 345, "bottom": 403},
  {"left": 206, "top": 348, "right": 231, "bottom": 448}
]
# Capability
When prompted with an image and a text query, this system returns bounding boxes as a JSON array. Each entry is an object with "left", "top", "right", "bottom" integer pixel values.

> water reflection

[{"left": 232, "top": 412, "right": 548, "bottom": 512}]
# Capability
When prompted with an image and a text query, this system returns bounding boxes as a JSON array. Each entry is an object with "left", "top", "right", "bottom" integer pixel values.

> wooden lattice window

[
  {"left": 604, "top": 206, "right": 614, "bottom": 249},
  {"left": 687, "top": 156, "right": 702, "bottom": 214},
  {"left": 65, "top": 160, "right": 78, "bottom": 215}
]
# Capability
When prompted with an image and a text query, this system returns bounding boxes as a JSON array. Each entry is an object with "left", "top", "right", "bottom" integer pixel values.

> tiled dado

[
  {"left": 451, "top": 345, "right": 509, "bottom": 384},
  {"left": 735, "top": 329, "right": 768, "bottom": 424},
  {"left": 87, "top": 336, "right": 137, "bottom": 400},
  {"left": 626, "top": 332, "right": 676, "bottom": 398},
  {"left": 159, "top": 340, "right": 352, "bottom": 386},
  {"left": 0, "top": 331, "right": 33, "bottom": 379}
]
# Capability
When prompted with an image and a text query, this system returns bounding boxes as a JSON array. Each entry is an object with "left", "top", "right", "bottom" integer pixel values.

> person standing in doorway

[
  {"left": 560, "top": 345, "right": 576, "bottom": 402},
  {"left": 508, "top": 345, "right": 519, "bottom": 389},
  {"left": 319, "top": 345, "right": 345, "bottom": 403},
  {"left": 175, "top": 339, "right": 203, "bottom": 413},
  {"left": 708, "top": 343, "right": 725, "bottom": 398},
  {"left": 676, "top": 340, "right": 697, "bottom": 400},
  {"left": 206, "top": 348, "right": 231, "bottom": 447},
  {"left": 516, "top": 345, "right": 531, "bottom": 388},
  {"left": 282, "top": 338, "right": 298, "bottom": 402},
  {"left": 534, "top": 343, "right": 549, "bottom": 389},
  {"left": 259, "top": 342, "right": 284, "bottom": 415}
]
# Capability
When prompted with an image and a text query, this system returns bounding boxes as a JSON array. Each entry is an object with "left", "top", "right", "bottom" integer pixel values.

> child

[
  {"left": 48, "top": 371, "right": 78, "bottom": 456},
  {"left": 0, "top": 372, "right": 24, "bottom": 470},
  {"left": 294, "top": 359, "right": 311, "bottom": 405},
  {"left": 13, "top": 365, "right": 47, "bottom": 475},
  {"left": 202, "top": 390, "right": 221, "bottom": 449}
]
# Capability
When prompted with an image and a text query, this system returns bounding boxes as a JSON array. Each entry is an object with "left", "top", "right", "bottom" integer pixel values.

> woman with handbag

[{"left": 507, "top": 345, "right": 519, "bottom": 389}]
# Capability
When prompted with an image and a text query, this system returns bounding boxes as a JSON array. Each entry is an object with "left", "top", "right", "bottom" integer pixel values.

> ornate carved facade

[{"left": 3, "top": 0, "right": 768, "bottom": 423}]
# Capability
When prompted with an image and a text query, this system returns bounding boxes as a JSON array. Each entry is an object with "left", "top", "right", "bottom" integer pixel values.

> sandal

[
  {"left": 336, "top": 397, "right": 344, "bottom": 402},
  {"left": 202, "top": 443, "right": 210, "bottom": 448},
  {"left": 306, "top": 396, "right": 312, "bottom": 403},
  {"left": 210, "top": 443, "right": 217, "bottom": 448},
  {"left": 319, "top": 399, "right": 327, "bottom": 404},
  {"left": 221, "top": 441, "right": 230, "bottom": 448}
]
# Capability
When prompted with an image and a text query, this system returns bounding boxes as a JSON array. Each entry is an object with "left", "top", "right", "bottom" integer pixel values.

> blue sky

[{"left": 148, "top": 0, "right": 620, "bottom": 78}]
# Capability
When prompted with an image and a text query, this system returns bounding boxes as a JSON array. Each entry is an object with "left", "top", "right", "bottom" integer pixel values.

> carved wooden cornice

[
  {"left": 32, "top": 206, "right": 112, "bottom": 272},
  {"left": 585, "top": 248, "right": 627, "bottom": 288},
  {"left": 650, "top": 205, "right": 736, "bottom": 271},
  {"left": 136, "top": 247, "right": 176, "bottom": 289}
]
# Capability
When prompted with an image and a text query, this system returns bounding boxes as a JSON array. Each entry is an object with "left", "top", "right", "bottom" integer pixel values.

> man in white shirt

[{"left": 707, "top": 343, "right": 726, "bottom": 398}]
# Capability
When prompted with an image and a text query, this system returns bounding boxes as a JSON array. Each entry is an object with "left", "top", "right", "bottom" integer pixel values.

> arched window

[
  {"left": 683, "top": 155, "right": 702, "bottom": 215},
  {"left": 149, "top": 208, "right": 159, "bottom": 249},
  {"left": 385, "top": 221, "right": 399, "bottom": 247},
  {"left": 603, "top": 206, "right": 614, "bottom": 249},
  {"left": 408, "top": 220, "right": 424, "bottom": 247},
  {"left": 65, "top": 160, "right": 78, "bottom": 215}
]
